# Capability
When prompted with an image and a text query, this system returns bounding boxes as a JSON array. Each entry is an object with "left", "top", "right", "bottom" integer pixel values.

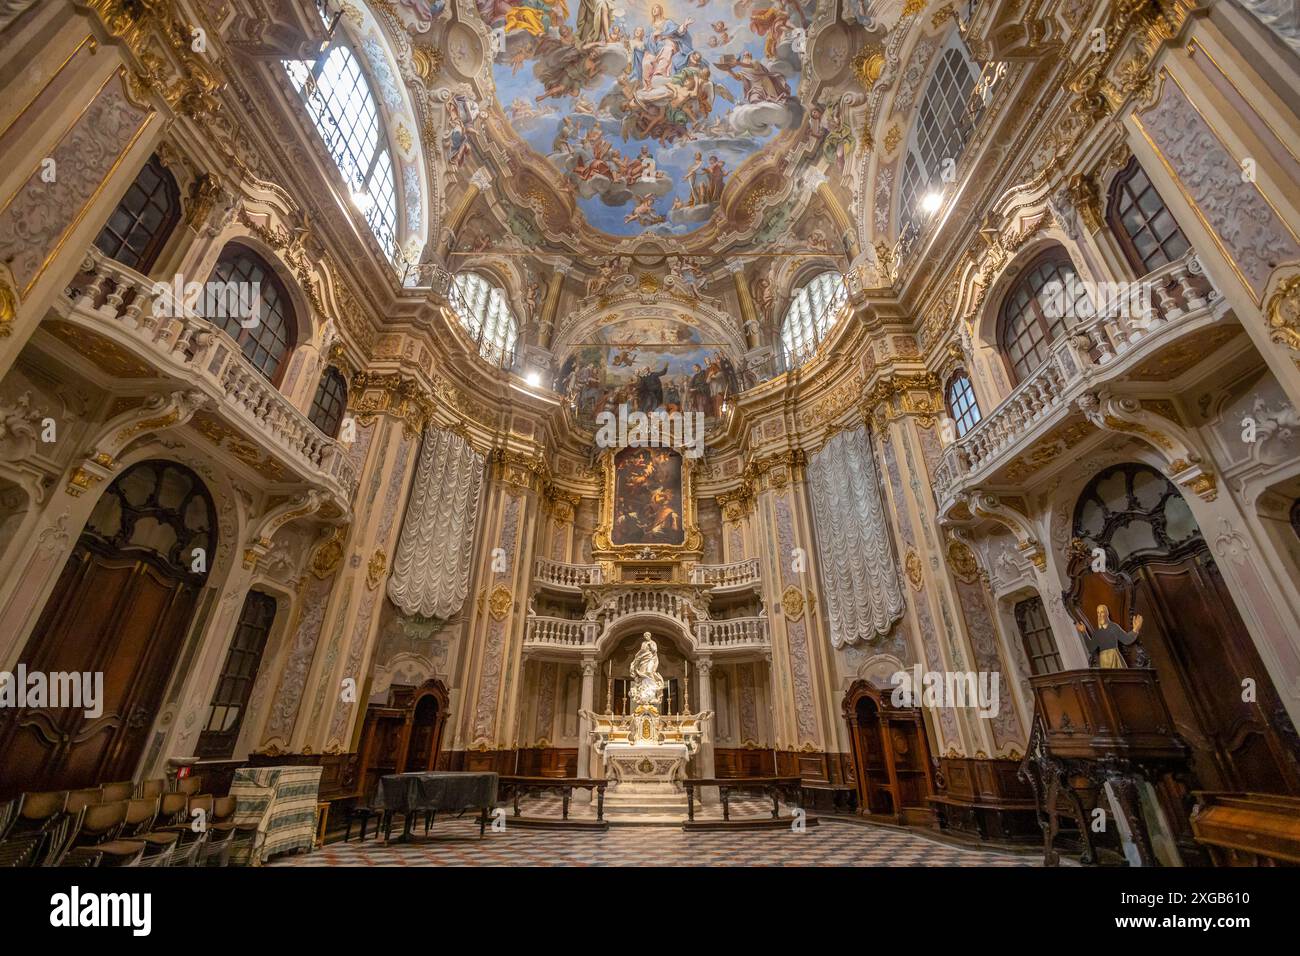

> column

[
  {"left": 452, "top": 450, "right": 541, "bottom": 765},
  {"left": 536, "top": 260, "right": 570, "bottom": 351},
  {"left": 696, "top": 656, "right": 717, "bottom": 801},
  {"left": 728, "top": 262, "right": 761, "bottom": 350},
  {"left": 576, "top": 656, "right": 596, "bottom": 778}
]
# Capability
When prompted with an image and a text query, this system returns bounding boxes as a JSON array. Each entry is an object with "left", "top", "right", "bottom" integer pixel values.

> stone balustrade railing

[
  {"left": 523, "top": 615, "right": 592, "bottom": 649},
  {"left": 933, "top": 252, "right": 1221, "bottom": 508},
  {"left": 604, "top": 587, "right": 695, "bottom": 627},
  {"left": 533, "top": 558, "right": 603, "bottom": 589},
  {"left": 59, "top": 248, "right": 357, "bottom": 498},
  {"left": 689, "top": 558, "right": 761, "bottom": 588},
  {"left": 695, "top": 616, "right": 770, "bottom": 650}
]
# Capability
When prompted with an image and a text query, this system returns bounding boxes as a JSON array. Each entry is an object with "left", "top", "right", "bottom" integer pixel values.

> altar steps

[{"left": 603, "top": 790, "right": 691, "bottom": 826}]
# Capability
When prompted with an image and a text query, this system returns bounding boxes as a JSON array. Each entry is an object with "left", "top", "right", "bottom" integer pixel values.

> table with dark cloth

[{"left": 373, "top": 772, "right": 498, "bottom": 840}]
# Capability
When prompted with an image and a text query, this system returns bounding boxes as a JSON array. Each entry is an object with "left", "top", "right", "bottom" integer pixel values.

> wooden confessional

[{"left": 842, "top": 680, "right": 936, "bottom": 825}]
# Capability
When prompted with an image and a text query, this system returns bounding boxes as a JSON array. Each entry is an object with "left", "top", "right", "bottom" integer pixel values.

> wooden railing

[
  {"left": 683, "top": 776, "right": 802, "bottom": 822},
  {"left": 497, "top": 776, "right": 607, "bottom": 823}
]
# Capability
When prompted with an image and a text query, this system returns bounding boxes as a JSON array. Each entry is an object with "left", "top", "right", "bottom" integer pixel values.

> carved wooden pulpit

[{"left": 1020, "top": 667, "right": 1190, "bottom": 866}]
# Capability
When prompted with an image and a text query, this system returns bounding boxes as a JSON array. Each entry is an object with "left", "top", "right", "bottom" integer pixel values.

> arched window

[
  {"left": 998, "top": 248, "right": 1091, "bottom": 383},
  {"left": 779, "top": 271, "right": 848, "bottom": 368},
  {"left": 285, "top": 42, "right": 399, "bottom": 263},
  {"left": 945, "top": 371, "right": 982, "bottom": 438},
  {"left": 898, "top": 38, "right": 982, "bottom": 240},
  {"left": 1013, "top": 596, "right": 1062, "bottom": 676},
  {"left": 94, "top": 154, "right": 180, "bottom": 274},
  {"left": 449, "top": 272, "right": 519, "bottom": 368},
  {"left": 1072, "top": 462, "right": 1200, "bottom": 571},
  {"left": 309, "top": 366, "right": 349, "bottom": 438},
  {"left": 201, "top": 244, "right": 298, "bottom": 384},
  {"left": 1107, "top": 157, "right": 1191, "bottom": 276}
]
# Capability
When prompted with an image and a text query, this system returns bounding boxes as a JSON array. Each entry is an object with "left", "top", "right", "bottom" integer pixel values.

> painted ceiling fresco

[
  {"left": 555, "top": 315, "right": 741, "bottom": 421},
  {"left": 474, "top": 0, "right": 813, "bottom": 236}
]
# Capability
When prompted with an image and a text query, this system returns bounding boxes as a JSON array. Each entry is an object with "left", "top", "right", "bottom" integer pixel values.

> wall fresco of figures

[
  {"left": 613, "top": 446, "right": 685, "bottom": 545},
  {"left": 554, "top": 316, "right": 741, "bottom": 421},
  {"left": 474, "top": 0, "right": 812, "bottom": 236}
]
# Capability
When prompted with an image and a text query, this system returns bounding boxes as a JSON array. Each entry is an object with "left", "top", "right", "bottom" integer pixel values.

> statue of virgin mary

[{"left": 629, "top": 633, "right": 666, "bottom": 712}]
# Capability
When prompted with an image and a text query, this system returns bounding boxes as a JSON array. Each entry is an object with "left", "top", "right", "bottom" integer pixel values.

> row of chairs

[{"left": 0, "top": 778, "right": 257, "bottom": 867}]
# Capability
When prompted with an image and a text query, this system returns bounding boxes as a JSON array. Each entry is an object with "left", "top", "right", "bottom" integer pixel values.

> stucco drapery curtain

[
  {"left": 1235, "top": 1, "right": 1300, "bottom": 56},
  {"left": 387, "top": 426, "right": 484, "bottom": 618},
  {"left": 807, "top": 425, "right": 905, "bottom": 646}
]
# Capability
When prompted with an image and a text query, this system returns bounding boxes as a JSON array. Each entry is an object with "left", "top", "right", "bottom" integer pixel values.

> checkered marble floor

[{"left": 277, "top": 813, "right": 1045, "bottom": 867}]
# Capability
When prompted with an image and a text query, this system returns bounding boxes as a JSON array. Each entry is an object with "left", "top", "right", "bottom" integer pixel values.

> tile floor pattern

[{"left": 277, "top": 813, "right": 1044, "bottom": 867}]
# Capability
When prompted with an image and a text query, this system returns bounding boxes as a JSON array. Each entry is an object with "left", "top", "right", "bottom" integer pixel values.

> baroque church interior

[{"left": 2, "top": 0, "right": 1300, "bottom": 889}]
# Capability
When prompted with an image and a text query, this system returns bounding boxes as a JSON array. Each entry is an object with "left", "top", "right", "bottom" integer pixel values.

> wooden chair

[
  {"left": 8, "top": 791, "right": 67, "bottom": 838},
  {"left": 0, "top": 833, "right": 45, "bottom": 867},
  {"left": 175, "top": 775, "right": 205, "bottom": 797},
  {"left": 137, "top": 778, "right": 166, "bottom": 800},
  {"left": 100, "top": 781, "right": 135, "bottom": 802},
  {"left": 64, "top": 787, "right": 102, "bottom": 814},
  {"left": 63, "top": 800, "right": 145, "bottom": 867},
  {"left": 121, "top": 797, "right": 179, "bottom": 866},
  {"left": 157, "top": 791, "right": 189, "bottom": 826},
  {"left": 153, "top": 795, "right": 212, "bottom": 866},
  {"left": 344, "top": 805, "right": 381, "bottom": 843},
  {"left": 206, "top": 796, "right": 256, "bottom": 866},
  {"left": 0, "top": 795, "right": 21, "bottom": 841},
  {"left": 39, "top": 806, "right": 88, "bottom": 866}
]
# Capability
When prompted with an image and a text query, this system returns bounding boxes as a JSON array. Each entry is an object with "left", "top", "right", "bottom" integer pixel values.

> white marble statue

[{"left": 629, "top": 633, "right": 666, "bottom": 712}]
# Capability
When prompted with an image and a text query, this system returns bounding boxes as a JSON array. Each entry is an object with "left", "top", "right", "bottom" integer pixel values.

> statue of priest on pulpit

[{"left": 1076, "top": 604, "right": 1144, "bottom": 668}]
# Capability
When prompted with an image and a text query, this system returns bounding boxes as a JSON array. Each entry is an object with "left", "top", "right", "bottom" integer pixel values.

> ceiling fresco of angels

[{"left": 473, "top": 0, "right": 812, "bottom": 236}]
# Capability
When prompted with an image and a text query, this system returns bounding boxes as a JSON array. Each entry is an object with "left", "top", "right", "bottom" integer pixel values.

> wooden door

[
  {"left": 0, "top": 460, "right": 214, "bottom": 800},
  {"left": 404, "top": 695, "right": 442, "bottom": 773},
  {"left": 0, "top": 545, "right": 199, "bottom": 796}
]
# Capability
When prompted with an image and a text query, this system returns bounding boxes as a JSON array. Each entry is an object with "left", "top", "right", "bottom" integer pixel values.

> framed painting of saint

[{"left": 611, "top": 446, "right": 685, "bottom": 546}]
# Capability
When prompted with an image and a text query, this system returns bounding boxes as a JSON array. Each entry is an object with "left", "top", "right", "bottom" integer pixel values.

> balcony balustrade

[{"left": 55, "top": 248, "right": 357, "bottom": 500}]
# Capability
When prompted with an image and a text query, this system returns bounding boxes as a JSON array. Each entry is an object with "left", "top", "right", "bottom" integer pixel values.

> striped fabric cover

[{"left": 229, "top": 765, "right": 323, "bottom": 865}]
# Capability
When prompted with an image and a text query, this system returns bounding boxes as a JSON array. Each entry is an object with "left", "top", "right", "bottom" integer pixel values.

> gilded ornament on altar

[
  {"left": 781, "top": 585, "right": 805, "bottom": 620},
  {"left": 488, "top": 584, "right": 513, "bottom": 621}
]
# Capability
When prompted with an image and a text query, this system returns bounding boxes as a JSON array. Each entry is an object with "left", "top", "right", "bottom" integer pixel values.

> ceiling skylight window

[
  {"left": 285, "top": 42, "right": 399, "bottom": 264},
  {"left": 450, "top": 272, "right": 519, "bottom": 369},
  {"left": 780, "top": 271, "right": 849, "bottom": 369}
]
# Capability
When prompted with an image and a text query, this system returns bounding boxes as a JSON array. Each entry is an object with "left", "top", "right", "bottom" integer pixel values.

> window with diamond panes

[
  {"left": 898, "top": 40, "right": 982, "bottom": 239},
  {"left": 1107, "top": 157, "right": 1191, "bottom": 276},
  {"left": 1013, "top": 596, "right": 1063, "bottom": 676},
  {"left": 998, "top": 249, "right": 1091, "bottom": 383},
  {"left": 946, "top": 371, "right": 982, "bottom": 438},
  {"left": 285, "top": 41, "right": 399, "bottom": 263},
  {"left": 93, "top": 154, "right": 180, "bottom": 274},
  {"left": 309, "top": 366, "right": 349, "bottom": 438},
  {"left": 201, "top": 245, "right": 298, "bottom": 384}
]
